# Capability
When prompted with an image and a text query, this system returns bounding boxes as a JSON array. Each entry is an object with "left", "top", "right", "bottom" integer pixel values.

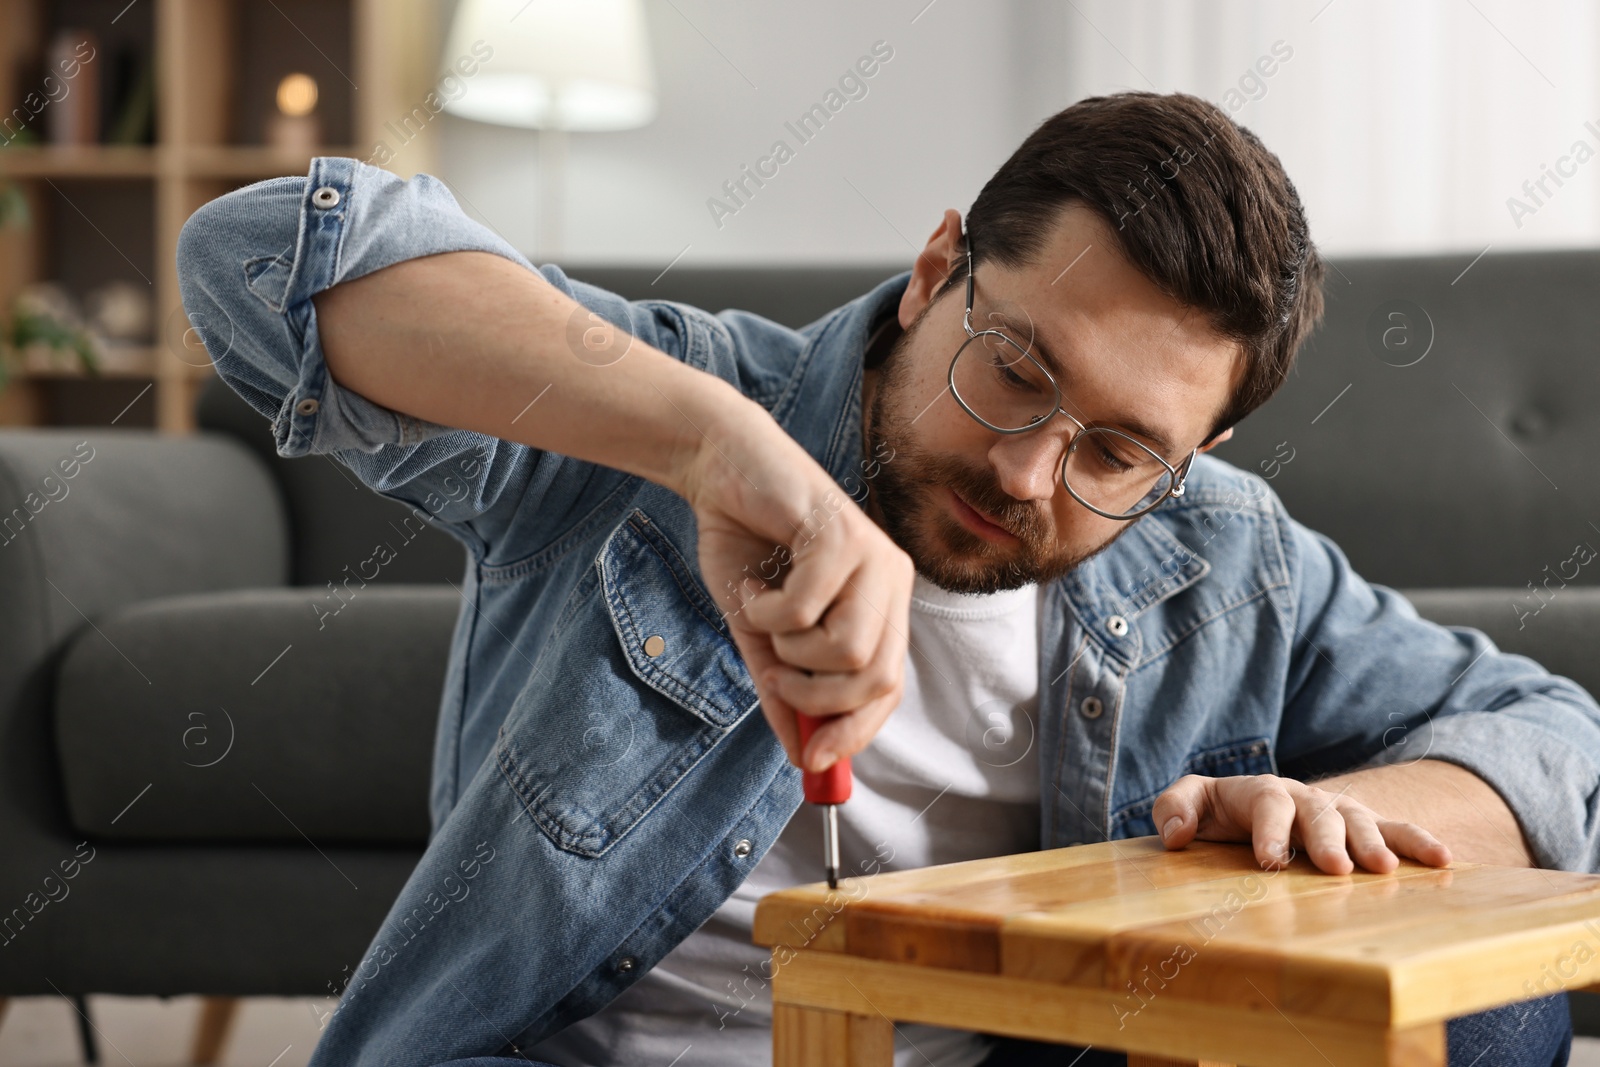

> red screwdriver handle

[{"left": 795, "top": 711, "right": 852, "bottom": 805}]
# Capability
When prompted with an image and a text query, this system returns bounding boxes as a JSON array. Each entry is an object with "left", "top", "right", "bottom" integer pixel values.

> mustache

[{"left": 914, "top": 448, "right": 1053, "bottom": 546}]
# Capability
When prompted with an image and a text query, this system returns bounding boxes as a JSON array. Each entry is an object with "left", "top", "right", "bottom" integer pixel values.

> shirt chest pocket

[
  {"left": 496, "top": 509, "right": 759, "bottom": 857},
  {"left": 1110, "top": 736, "right": 1277, "bottom": 840}
]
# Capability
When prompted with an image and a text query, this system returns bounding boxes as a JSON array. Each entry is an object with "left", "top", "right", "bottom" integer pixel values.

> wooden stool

[{"left": 755, "top": 836, "right": 1600, "bottom": 1066}]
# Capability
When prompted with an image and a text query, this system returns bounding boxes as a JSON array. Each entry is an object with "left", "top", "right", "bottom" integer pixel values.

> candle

[{"left": 266, "top": 72, "right": 321, "bottom": 153}]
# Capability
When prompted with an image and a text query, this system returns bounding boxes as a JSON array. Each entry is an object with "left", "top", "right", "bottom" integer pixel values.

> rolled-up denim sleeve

[
  {"left": 1273, "top": 500, "right": 1600, "bottom": 873},
  {"left": 176, "top": 155, "right": 686, "bottom": 558}
]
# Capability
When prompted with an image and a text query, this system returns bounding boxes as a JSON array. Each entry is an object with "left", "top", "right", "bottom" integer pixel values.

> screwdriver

[{"left": 795, "top": 711, "right": 852, "bottom": 890}]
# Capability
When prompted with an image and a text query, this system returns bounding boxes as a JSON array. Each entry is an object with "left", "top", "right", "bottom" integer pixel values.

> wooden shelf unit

[{"left": 0, "top": 0, "right": 441, "bottom": 433}]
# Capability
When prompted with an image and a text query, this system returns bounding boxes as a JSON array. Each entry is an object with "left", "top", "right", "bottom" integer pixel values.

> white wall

[
  {"left": 434, "top": 0, "right": 1026, "bottom": 266},
  {"left": 1025, "top": 0, "right": 1600, "bottom": 258},
  {"left": 433, "top": 0, "right": 1600, "bottom": 264}
]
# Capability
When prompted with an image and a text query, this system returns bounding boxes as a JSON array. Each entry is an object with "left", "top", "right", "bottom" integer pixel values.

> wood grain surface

[{"left": 756, "top": 836, "right": 1600, "bottom": 1064}]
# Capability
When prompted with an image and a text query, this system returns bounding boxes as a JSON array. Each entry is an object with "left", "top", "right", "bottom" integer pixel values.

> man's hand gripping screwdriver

[{"left": 795, "top": 711, "right": 851, "bottom": 889}]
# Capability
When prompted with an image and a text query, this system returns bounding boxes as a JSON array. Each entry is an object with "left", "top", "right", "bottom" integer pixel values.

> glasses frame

[{"left": 947, "top": 242, "right": 1198, "bottom": 521}]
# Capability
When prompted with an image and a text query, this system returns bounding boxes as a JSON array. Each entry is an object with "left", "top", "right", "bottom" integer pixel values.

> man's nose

[{"left": 989, "top": 424, "right": 1068, "bottom": 503}]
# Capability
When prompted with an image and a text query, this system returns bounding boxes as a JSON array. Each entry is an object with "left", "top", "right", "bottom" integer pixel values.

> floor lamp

[{"left": 441, "top": 0, "right": 658, "bottom": 262}]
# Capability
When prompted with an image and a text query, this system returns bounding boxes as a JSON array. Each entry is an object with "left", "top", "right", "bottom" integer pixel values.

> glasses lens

[
  {"left": 950, "top": 331, "right": 1058, "bottom": 431},
  {"left": 1063, "top": 428, "right": 1174, "bottom": 517}
]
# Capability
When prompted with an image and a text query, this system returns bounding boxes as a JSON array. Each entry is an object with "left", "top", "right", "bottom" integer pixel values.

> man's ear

[
  {"left": 899, "top": 208, "right": 965, "bottom": 332},
  {"left": 1198, "top": 426, "right": 1234, "bottom": 453}
]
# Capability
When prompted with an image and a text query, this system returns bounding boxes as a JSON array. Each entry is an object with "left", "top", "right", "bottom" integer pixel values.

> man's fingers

[
  {"left": 718, "top": 511, "right": 913, "bottom": 774},
  {"left": 1377, "top": 819, "right": 1453, "bottom": 868},
  {"left": 740, "top": 531, "right": 854, "bottom": 636},
  {"left": 792, "top": 689, "right": 901, "bottom": 772},
  {"left": 1155, "top": 773, "right": 1453, "bottom": 876},
  {"left": 767, "top": 603, "right": 902, "bottom": 715},
  {"left": 1151, "top": 774, "right": 1209, "bottom": 848},
  {"left": 769, "top": 561, "right": 891, "bottom": 673},
  {"left": 1340, "top": 806, "right": 1399, "bottom": 873},
  {"left": 768, "top": 662, "right": 899, "bottom": 718},
  {"left": 1250, "top": 783, "right": 1298, "bottom": 869},
  {"left": 1294, "top": 790, "right": 1354, "bottom": 875},
  {"left": 727, "top": 628, "right": 802, "bottom": 764}
]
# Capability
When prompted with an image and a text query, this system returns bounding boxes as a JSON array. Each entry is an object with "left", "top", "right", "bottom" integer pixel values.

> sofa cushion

[
  {"left": 55, "top": 586, "right": 458, "bottom": 843},
  {"left": 0, "top": 428, "right": 289, "bottom": 615},
  {"left": 1213, "top": 250, "right": 1600, "bottom": 590},
  {"left": 196, "top": 378, "right": 469, "bottom": 587}
]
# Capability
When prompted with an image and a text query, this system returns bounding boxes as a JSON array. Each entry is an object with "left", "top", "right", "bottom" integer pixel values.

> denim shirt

[{"left": 178, "top": 157, "right": 1600, "bottom": 1067}]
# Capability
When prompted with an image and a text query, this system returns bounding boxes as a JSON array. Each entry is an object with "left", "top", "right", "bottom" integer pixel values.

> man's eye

[
  {"left": 1095, "top": 441, "right": 1135, "bottom": 473},
  {"left": 989, "top": 353, "right": 1046, "bottom": 392}
]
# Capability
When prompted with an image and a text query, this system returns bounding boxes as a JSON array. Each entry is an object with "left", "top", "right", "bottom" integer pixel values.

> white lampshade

[{"left": 441, "top": 0, "right": 657, "bottom": 131}]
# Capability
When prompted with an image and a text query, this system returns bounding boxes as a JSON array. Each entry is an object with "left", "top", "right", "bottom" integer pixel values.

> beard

[{"left": 862, "top": 311, "right": 1132, "bottom": 596}]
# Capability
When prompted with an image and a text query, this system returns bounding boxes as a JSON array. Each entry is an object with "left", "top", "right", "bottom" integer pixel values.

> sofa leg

[
  {"left": 190, "top": 997, "right": 239, "bottom": 1065},
  {"left": 71, "top": 995, "right": 98, "bottom": 1064}
]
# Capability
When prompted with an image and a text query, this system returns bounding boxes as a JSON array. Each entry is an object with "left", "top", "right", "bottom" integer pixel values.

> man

[{"left": 177, "top": 91, "right": 1590, "bottom": 1067}]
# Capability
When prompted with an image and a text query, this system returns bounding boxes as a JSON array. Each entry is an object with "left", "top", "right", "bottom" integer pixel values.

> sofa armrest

[
  {"left": 55, "top": 584, "right": 458, "bottom": 843},
  {"left": 0, "top": 428, "right": 290, "bottom": 840}
]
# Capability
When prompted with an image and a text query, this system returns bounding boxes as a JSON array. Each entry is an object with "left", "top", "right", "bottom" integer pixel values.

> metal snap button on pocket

[
  {"left": 616, "top": 955, "right": 637, "bottom": 974},
  {"left": 1080, "top": 696, "right": 1104, "bottom": 719},
  {"left": 643, "top": 634, "right": 665, "bottom": 657},
  {"left": 311, "top": 186, "right": 341, "bottom": 209},
  {"left": 295, "top": 398, "right": 319, "bottom": 415},
  {"left": 734, "top": 838, "right": 753, "bottom": 858},
  {"left": 1106, "top": 615, "right": 1129, "bottom": 637}
]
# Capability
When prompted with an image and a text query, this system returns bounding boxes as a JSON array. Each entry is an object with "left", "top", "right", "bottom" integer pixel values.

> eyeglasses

[{"left": 946, "top": 242, "right": 1197, "bottom": 521}]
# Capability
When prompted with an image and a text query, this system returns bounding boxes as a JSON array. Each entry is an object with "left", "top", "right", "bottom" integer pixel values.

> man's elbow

[
  {"left": 175, "top": 177, "right": 307, "bottom": 352},
  {"left": 174, "top": 178, "right": 311, "bottom": 422}
]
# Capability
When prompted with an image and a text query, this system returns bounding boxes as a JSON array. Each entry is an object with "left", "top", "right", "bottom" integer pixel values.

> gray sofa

[{"left": 2, "top": 257, "right": 1598, "bottom": 1029}]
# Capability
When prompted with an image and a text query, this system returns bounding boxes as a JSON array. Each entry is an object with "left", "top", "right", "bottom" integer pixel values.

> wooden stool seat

[{"left": 754, "top": 837, "right": 1600, "bottom": 1066}]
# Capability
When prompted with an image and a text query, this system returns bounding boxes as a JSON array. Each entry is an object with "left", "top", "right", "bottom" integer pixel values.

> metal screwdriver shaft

[
  {"left": 796, "top": 711, "right": 851, "bottom": 890},
  {"left": 821, "top": 801, "right": 840, "bottom": 890}
]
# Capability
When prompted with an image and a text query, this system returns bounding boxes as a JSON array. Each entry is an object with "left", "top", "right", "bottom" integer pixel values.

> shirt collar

[{"left": 774, "top": 270, "right": 911, "bottom": 490}]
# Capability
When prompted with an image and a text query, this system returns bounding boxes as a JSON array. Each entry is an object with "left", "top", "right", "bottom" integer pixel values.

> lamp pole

[{"left": 439, "top": 0, "right": 657, "bottom": 265}]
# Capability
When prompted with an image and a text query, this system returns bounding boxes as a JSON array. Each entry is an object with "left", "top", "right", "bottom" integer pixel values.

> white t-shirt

[{"left": 528, "top": 574, "right": 1041, "bottom": 1067}]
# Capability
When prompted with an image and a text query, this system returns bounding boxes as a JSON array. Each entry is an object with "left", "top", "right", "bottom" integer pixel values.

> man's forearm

[
  {"left": 311, "top": 250, "right": 739, "bottom": 498},
  {"left": 1310, "top": 758, "right": 1535, "bottom": 867}
]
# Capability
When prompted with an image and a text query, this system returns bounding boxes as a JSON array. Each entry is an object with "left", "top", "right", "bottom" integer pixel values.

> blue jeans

[{"left": 976, "top": 992, "right": 1574, "bottom": 1067}]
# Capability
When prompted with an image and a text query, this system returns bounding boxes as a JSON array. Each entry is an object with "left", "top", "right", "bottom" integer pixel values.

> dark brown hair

[{"left": 949, "top": 91, "right": 1325, "bottom": 442}]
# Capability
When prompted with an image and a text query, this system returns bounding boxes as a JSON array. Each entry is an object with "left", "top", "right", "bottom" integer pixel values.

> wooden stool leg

[
  {"left": 1388, "top": 1021, "right": 1446, "bottom": 1066},
  {"left": 190, "top": 996, "right": 239, "bottom": 1065},
  {"left": 773, "top": 1003, "right": 893, "bottom": 1066},
  {"left": 1128, "top": 1056, "right": 1233, "bottom": 1067}
]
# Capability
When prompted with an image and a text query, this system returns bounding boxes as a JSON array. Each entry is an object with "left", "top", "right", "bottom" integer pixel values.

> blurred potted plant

[
  {"left": 0, "top": 180, "right": 101, "bottom": 390},
  {"left": 0, "top": 128, "right": 32, "bottom": 232},
  {"left": 0, "top": 179, "right": 25, "bottom": 228},
  {"left": 4, "top": 284, "right": 101, "bottom": 387}
]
